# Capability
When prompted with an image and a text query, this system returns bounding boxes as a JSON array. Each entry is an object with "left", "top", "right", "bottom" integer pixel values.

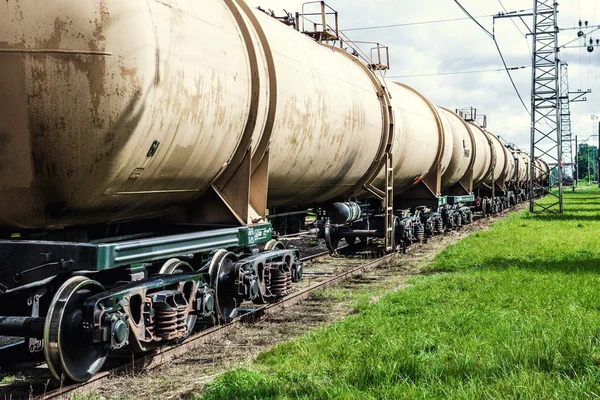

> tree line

[{"left": 576, "top": 143, "right": 599, "bottom": 182}]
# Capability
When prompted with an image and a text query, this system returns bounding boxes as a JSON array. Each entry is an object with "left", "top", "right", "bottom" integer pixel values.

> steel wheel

[
  {"left": 44, "top": 276, "right": 107, "bottom": 382},
  {"left": 159, "top": 258, "right": 198, "bottom": 340},
  {"left": 324, "top": 224, "right": 339, "bottom": 253},
  {"left": 208, "top": 250, "right": 239, "bottom": 323},
  {"left": 264, "top": 240, "right": 285, "bottom": 251}
]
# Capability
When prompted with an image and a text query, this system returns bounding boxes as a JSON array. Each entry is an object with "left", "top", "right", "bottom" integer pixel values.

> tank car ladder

[{"left": 384, "top": 153, "right": 394, "bottom": 252}]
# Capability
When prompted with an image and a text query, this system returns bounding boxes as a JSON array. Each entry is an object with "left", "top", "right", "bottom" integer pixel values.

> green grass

[
  {"left": 0, "top": 375, "right": 18, "bottom": 384},
  {"left": 200, "top": 188, "right": 600, "bottom": 400}
]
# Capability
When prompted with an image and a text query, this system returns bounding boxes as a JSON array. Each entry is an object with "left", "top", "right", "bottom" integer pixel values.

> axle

[{"left": 0, "top": 316, "right": 44, "bottom": 338}]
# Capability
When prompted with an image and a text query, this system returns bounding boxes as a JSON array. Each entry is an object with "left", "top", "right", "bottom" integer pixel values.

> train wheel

[
  {"left": 159, "top": 259, "right": 198, "bottom": 340},
  {"left": 324, "top": 224, "right": 339, "bottom": 253},
  {"left": 44, "top": 276, "right": 107, "bottom": 382},
  {"left": 264, "top": 240, "right": 285, "bottom": 251},
  {"left": 208, "top": 250, "right": 239, "bottom": 324}
]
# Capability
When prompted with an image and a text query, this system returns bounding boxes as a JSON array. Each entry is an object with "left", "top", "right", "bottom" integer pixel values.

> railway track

[
  {"left": 0, "top": 248, "right": 394, "bottom": 400},
  {"left": 0, "top": 205, "right": 523, "bottom": 399}
]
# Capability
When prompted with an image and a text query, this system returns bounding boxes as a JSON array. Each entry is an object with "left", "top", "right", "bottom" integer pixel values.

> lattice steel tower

[
  {"left": 559, "top": 62, "right": 575, "bottom": 192},
  {"left": 530, "top": 0, "right": 563, "bottom": 213}
]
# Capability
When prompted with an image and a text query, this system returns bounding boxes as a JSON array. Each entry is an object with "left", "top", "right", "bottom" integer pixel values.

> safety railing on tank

[
  {"left": 296, "top": 1, "right": 339, "bottom": 42},
  {"left": 456, "top": 107, "right": 487, "bottom": 128}
]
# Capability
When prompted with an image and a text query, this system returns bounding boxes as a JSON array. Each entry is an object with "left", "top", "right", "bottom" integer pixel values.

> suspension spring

[
  {"left": 415, "top": 224, "right": 425, "bottom": 241},
  {"left": 435, "top": 218, "right": 444, "bottom": 234},
  {"left": 269, "top": 269, "right": 288, "bottom": 296},
  {"left": 454, "top": 213, "right": 462, "bottom": 228},
  {"left": 155, "top": 308, "right": 187, "bottom": 340}
]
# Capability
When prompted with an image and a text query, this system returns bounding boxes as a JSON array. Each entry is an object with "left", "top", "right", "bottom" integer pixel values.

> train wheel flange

[
  {"left": 44, "top": 276, "right": 107, "bottom": 382},
  {"left": 324, "top": 223, "right": 339, "bottom": 253},
  {"left": 264, "top": 240, "right": 285, "bottom": 251},
  {"left": 208, "top": 250, "right": 239, "bottom": 323},
  {"left": 159, "top": 258, "right": 198, "bottom": 340}
]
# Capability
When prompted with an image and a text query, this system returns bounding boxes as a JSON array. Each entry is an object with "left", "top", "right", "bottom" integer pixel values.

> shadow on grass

[
  {"left": 427, "top": 252, "right": 600, "bottom": 275},
  {"left": 563, "top": 202, "right": 600, "bottom": 207},
  {"left": 565, "top": 192, "right": 600, "bottom": 198},
  {"left": 561, "top": 207, "right": 600, "bottom": 212},
  {"left": 482, "top": 256, "right": 600, "bottom": 274},
  {"left": 525, "top": 214, "right": 600, "bottom": 222}
]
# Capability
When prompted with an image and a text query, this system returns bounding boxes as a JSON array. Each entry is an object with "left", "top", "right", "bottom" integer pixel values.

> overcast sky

[{"left": 248, "top": 0, "right": 600, "bottom": 157}]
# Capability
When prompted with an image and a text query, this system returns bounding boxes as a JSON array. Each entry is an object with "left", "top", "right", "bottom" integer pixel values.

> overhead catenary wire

[
  {"left": 342, "top": 14, "right": 494, "bottom": 31},
  {"left": 497, "top": 0, "right": 532, "bottom": 56},
  {"left": 388, "top": 65, "right": 529, "bottom": 78},
  {"left": 454, "top": 0, "right": 531, "bottom": 116},
  {"left": 454, "top": 0, "right": 494, "bottom": 39}
]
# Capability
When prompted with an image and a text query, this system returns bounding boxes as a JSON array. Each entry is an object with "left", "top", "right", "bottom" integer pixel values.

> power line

[
  {"left": 388, "top": 65, "right": 529, "bottom": 78},
  {"left": 342, "top": 14, "right": 494, "bottom": 32},
  {"left": 454, "top": 0, "right": 494, "bottom": 38},
  {"left": 497, "top": 0, "right": 533, "bottom": 54},
  {"left": 493, "top": 33, "right": 530, "bottom": 115},
  {"left": 454, "top": 0, "right": 531, "bottom": 116}
]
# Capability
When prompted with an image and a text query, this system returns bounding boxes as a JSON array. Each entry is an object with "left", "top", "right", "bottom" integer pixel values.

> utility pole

[
  {"left": 575, "top": 135, "right": 579, "bottom": 187},
  {"left": 597, "top": 123, "right": 600, "bottom": 187},
  {"left": 588, "top": 146, "right": 591, "bottom": 186},
  {"left": 494, "top": 1, "right": 600, "bottom": 210},
  {"left": 559, "top": 63, "right": 575, "bottom": 192},
  {"left": 529, "top": 0, "right": 563, "bottom": 212},
  {"left": 559, "top": 63, "right": 590, "bottom": 192}
]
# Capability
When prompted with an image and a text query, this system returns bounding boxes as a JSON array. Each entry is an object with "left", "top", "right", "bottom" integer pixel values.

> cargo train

[{"left": 0, "top": 0, "right": 549, "bottom": 382}]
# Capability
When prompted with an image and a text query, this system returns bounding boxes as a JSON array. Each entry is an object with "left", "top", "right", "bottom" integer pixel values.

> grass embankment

[{"left": 201, "top": 189, "right": 600, "bottom": 399}]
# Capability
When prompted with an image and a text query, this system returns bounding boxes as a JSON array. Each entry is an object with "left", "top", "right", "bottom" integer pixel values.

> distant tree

[{"left": 576, "top": 143, "right": 599, "bottom": 181}]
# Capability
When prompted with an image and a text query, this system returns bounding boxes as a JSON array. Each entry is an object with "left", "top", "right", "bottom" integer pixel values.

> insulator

[
  {"left": 579, "top": 20, "right": 582, "bottom": 27},
  {"left": 578, "top": 30, "right": 584, "bottom": 37},
  {"left": 588, "top": 46, "right": 595, "bottom": 53}
]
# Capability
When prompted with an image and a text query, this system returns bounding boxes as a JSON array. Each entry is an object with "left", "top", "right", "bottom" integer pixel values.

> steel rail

[
  {"left": 22, "top": 202, "right": 528, "bottom": 399},
  {"left": 36, "top": 252, "right": 395, "bottom": 400}
]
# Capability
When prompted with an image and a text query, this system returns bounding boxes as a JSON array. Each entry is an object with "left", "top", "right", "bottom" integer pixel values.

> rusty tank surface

[
  {"left": 0, "top": 0, "right": 542, "bottom": 233},
  {"left": 0, "top": 0, "right": 260, "bottom": 229},
  {"left": 503, "top": 146, "right": 516, "bottom": 185},
  {"left": 251, "top": 7, "right": 384, "bottom": 206},
  {"left": 513, "top": 150, "right": 528, "bottom": 184},
  {"left": 0, "top": 0, "right": 456, "bottom": 230},
  {"left": 519, "top": 151, "right": 532, "bottom": 184},
  {"left": 467, "top": 123, "right": 493, "bottom": 188},
  {"left": 482, "top": 131, "right": 508, "bottom": 186},
  {"left": 438, "top": 108, "right": 474, "bottom": 190},
  {"left": 374, "top": 82, "right": 453, "bottom": 196}
]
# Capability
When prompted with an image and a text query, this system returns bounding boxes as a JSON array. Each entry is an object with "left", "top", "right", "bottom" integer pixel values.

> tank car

[{"left": 0, "top": 0, "right": 550, "bottom": 383}]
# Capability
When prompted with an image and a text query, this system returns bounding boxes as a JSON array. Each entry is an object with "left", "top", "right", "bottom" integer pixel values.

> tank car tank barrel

[{"left": 0, "top": 316, "right": 44, "bottom": 338}]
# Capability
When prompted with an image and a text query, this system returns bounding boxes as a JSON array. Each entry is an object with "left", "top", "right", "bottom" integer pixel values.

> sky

[{"left": 248, "top": 0, "right": 600, "bottom": 158}]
